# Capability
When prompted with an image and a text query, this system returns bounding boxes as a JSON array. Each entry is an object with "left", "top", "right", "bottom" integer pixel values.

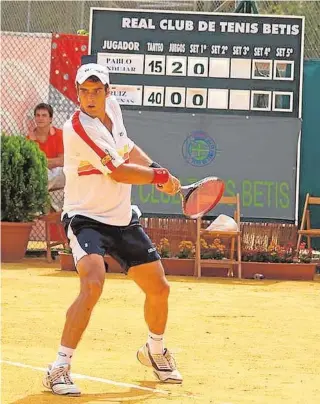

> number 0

[
  {"left": 171, "top": 92, "right": 182, "bottom": 105},
  {"left": 192, "top": 94, "right": 204, "bottom": 106},
  {"left": 194, "top": 63, "right": 205, "bottom": 75}
]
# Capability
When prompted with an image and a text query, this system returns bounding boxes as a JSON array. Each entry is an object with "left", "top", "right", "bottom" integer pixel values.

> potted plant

[
  {"left": 200, "top": 238, "right": 226, "bottom": 260},
  {"left": 159, "top": 239, "right": 195, "bottom": 276},
  {"left": 240, "top": 241, "right": 316, "bottom": 280},
  {"left": 159, "top": 238, "right": 229, "bottom": 277},
  {"left": 157, "top": 237, "right": 171, "bottom": 258},
  {"left": 1, "top": 134, "right": 49, "bottom": 262},
  {"left": 298, "top": 242, "right": 313, "bottom": 263},
  {"left": 197, "top": 237, "right": 233, "bottom": 277},
  {"left": 176, "top": 240, "right": 195, "bottom": 259}
]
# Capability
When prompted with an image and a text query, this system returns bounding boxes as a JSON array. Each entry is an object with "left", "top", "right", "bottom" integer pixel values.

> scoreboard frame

[{"left": 89, "top": 8, "right": 305, "bottom": 118}]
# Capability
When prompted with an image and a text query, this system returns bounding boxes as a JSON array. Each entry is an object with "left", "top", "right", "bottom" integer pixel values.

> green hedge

[{"left": 1, "top": 135, "right": 49, "bottom": 222}]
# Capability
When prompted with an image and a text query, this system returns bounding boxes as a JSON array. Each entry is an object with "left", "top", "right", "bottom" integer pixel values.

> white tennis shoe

[
  {"left": 43, "top": 363, "right": 81, "bottom": 396},
  {"left": 137, "top": 343, "right": 183, "bottom": 384}
]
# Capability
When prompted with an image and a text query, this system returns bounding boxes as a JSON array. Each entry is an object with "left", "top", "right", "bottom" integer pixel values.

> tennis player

[{"left": 43, "top": 63, "right": 183, "bottom": 396}]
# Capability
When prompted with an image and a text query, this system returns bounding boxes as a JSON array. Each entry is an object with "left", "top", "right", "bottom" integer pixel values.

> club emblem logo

[{"left": 182, "top": 131, "right": 217, "bottom": 167}]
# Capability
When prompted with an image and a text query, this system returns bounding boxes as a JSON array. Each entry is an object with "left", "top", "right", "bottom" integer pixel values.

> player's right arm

[
  {"left": 110, "top": 162, "right": 158, "bottom": 184},
  {"left": 109, "top": 162, "right": 180, "bottom": 196},
  {"left": 112, "top": 164, "right": 180, "bottom": 195}
]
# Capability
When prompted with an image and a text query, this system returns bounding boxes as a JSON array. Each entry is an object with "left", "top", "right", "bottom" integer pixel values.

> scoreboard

[{"left": 89, "top": 8, "right": 304, "bottom": 118}]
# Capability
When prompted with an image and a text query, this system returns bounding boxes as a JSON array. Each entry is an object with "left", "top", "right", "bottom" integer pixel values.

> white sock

[
  {"left": 52, "top": 345, "right": 74, "bottom": 368},
  {"left": 147, "top": 331, "right": 164, "bottom": 354}
]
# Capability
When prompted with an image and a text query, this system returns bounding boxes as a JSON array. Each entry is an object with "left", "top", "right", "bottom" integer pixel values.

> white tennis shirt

[{"left": 62, "top": 96, "right": 135, "bottom": 226}]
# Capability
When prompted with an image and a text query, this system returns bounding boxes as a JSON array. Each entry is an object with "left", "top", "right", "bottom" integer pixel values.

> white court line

[{"left": 1, "top": 360, "right": 196, "bottom": 398}]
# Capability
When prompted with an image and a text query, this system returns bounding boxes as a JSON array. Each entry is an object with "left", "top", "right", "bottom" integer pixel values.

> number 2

[{"left": 172, "top": 62, "right": 183, "bottom": 74}]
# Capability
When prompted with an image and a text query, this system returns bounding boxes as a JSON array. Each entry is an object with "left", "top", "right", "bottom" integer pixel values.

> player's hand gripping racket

[{"left": 179, "top": 177, "right": 225, "bottom": 219}]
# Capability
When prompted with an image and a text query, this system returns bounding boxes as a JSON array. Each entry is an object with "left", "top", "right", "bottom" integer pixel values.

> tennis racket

[{"left": 179, "top": 177, "right": 225, "bottom": 219}]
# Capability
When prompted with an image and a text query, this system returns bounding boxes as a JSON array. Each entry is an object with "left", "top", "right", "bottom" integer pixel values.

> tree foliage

[{"left": 259, "top": 1, "right": 320, "bottom": 59}]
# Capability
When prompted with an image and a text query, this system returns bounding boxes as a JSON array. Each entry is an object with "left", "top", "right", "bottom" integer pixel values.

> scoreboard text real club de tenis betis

[{"left": 89, "top": 9, "right": 304, "bottom": 118}]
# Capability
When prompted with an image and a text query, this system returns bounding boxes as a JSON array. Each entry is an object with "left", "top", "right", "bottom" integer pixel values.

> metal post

[
  {"left": 26, "top": 0, "right": 31, "bottom": 32},
  {"left": 203, "top": 1, "right": 212, "bottom": 12},
  {"left": 234, "top": 1, "right": 259, "bottom": 14},
  {"left": 196, "top": 217, "right": 202, "bottom": 278},
  {"left": 80, "top": 0, "right": 85, "bottom": 30}
]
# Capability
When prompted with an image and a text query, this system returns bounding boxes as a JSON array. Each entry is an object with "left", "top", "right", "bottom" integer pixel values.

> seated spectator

[{"left": 27, "top": 103, "right": 65, "bottom": 210}]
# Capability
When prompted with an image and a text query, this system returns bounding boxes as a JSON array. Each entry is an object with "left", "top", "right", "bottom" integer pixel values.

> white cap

[{"left": 75, "top": 63, "right": 110, "bottom": 85}]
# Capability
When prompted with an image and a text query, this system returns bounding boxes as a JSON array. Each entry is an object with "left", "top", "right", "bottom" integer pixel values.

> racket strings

[{"left": 183, "top": 181, "right": 224, "bottom": 218}]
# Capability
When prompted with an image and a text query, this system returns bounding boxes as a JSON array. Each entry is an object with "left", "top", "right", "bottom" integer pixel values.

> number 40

[{"left": 148, "top": 92, "right": 162, "bottom": 104}]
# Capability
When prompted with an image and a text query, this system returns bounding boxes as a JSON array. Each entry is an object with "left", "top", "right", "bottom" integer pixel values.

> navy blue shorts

[{"left": 63, "top": 210, "right": 160, "bottom": 273}]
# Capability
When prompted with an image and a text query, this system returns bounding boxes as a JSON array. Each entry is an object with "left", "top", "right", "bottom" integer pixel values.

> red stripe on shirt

[
  {"left": 78, "top": 169, "right": 103, "bottom": 176},
  {"left": 71, "top": 110, "right": 116, "bottom": 172}
]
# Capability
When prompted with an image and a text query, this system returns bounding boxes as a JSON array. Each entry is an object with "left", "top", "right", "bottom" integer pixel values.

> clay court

[{"left": 2, "top": 260, "right": 320, "bottom": 404}]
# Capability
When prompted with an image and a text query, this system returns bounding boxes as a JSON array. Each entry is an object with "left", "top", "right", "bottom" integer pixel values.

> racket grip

[
  {"left": 149, "top": 162, "right": 162, "bottom": 168},
  {"left": 151, "top": 168, "right": 169, "bottom": 184}
]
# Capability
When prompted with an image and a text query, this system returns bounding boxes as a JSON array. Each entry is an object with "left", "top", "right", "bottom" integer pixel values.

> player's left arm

[
  {"left": 112, "top": 97, "right": 162, "bottom": 169},
  {"left": 108, "top": 97, "right": 154, "bottom": 167}
]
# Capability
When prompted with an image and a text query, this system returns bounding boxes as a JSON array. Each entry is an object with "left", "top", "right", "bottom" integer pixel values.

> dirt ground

[{"left": 2, "top": 259, "right": 320, "bottom": 404}]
